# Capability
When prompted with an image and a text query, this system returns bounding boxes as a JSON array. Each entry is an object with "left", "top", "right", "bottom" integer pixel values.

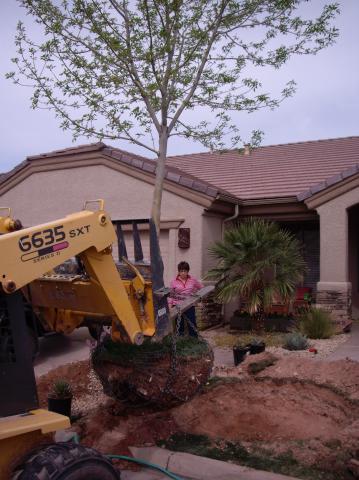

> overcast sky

[{"left": 1, "top": 0, "right": 358, "bottom": 173}]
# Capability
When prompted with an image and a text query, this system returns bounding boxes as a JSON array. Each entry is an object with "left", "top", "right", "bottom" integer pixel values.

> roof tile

[
  {"left": 310, "top": 182, "right": 327, "bottom": 195},
  {"left": 132, "top": 158, "right": 144, "bottom": 169},
  {"left": 342, "top": 164, "right": 359, "bottom": 179},
  {"left": 297, "top": 190, "right": 312, "bottom": 201},
  {"left": 192, "top": 181, "right": 208, "bottom": 194},
  {"left": 142, "top": 162, "right": 156, "bottom": 173},
  {"left": 179, "top": 177, "right": 194, "bottom": 188},
  {"left": 3, "top": 136, "right": 359, "bottom": 204},
  {"left": 206, "top": 186, "right": 219, "bottom": 197},
  {"left": 166, "top": 171, "right": 181, "bottom": 183},
  {"left": 326, "top": 173, "right": 343, "bottom": 187},
  {"left": 166, "top": 136, "right": 359, "bottom": 200}
]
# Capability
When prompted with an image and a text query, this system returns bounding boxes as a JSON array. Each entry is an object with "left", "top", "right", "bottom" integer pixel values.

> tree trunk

[
  {"left": 253, "top": 290, "right": 265, "bottom": 332},
  {"left": 151, "top": 128, "right": 168, "bottom": 235},
  {"left": 253, "top": 306, "right": 265, "bottom": 332}
]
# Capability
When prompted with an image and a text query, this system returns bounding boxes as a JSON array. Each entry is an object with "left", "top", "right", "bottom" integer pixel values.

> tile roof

[
  {"left": 166, "top": 136, "right": 359, "bottom": 201},
  {"left": 2, "top": 136, "right": 359, "bottom": 204},
  {"left": 0, "top": 142, "right": 236, "bottom": 202},
  {"left": 100, "top": 146, "right": 232, "bottom": 199},
  {"left": 297, "top": 163, "right": 359, "bottom": 201}
]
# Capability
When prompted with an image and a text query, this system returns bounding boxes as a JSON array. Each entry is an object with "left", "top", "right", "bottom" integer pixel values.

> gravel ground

[
  {"left": 267, "top": 333, "right": 350, "bottom": 359},
  {"left": 72, "top": 369, "right": 108, "bottom": 415},
  {"left": 202, "top": 328, "right": 351, "bottom": 360}
]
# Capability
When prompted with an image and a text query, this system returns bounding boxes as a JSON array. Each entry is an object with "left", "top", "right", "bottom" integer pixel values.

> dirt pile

[
  {"left": 36, "top": 353, "right": 359, "bottom": 479},
  {"left": 250, "top": 354, "right": 359, "bottom": 401}
]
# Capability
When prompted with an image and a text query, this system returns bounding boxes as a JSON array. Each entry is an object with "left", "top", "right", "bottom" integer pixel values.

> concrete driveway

[{"left": 34, "top": 327, "right": 91, "bottom": 377}]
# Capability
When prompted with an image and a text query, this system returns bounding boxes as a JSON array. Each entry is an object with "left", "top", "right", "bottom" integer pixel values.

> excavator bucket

[{"left": 114, "top": 219, "right": 172, "bottom": 339}]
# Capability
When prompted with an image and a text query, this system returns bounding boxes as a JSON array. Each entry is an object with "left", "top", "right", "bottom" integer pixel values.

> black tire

[{"left": 12, "top": 442, "right": 121, "bottom": 480}]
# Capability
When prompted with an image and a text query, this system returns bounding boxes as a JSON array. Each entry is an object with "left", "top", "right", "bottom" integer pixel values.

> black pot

[
  {"left": 249, "top": 343, "right": 265, "bottom": 355},
  {"left": 233, "top": 346, "right": 249, "bottom": 366},
  {"left": 48, "top": 396, "right": 72, "bottom": 418}
]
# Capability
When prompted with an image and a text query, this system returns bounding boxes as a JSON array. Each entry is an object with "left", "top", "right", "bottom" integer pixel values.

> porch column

[{"left": 316, "top": 204, "right": 351, "bottom": 329}]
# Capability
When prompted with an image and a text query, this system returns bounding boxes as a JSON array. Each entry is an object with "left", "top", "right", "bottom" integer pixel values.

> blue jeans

[{"left": 177, "top": 306, "right": 198, "bottom": 337}]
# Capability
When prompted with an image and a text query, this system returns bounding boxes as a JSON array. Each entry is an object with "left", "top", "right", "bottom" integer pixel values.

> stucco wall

[
  {"left": 314, "top": 186, "right": 359, "bottom": 325},
  {"left": 201, "top": 213, "right": 223, "bottom": 275},
  {"left": 317, "top": 186, "right": 359, "bottom": 283},
  {"left": 0, "top": 164, "right": 206, "bottom": 284}
]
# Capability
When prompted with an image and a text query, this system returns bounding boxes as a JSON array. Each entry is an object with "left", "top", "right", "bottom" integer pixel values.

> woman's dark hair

[{"left": 177, "top": 261, "right": 190, "bottom": 272}]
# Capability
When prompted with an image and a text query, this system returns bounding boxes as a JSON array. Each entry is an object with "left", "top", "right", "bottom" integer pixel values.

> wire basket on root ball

[{"left": 91, "top": 318, "right": 213, "bottom": 409}]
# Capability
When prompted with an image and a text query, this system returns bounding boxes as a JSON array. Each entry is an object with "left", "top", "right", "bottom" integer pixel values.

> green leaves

[
  {"left": 206, "top": 218, "right": 306, "bottom": 314},
  {"left": 10, "top": 0, "right": 339, "bottom": 154}
]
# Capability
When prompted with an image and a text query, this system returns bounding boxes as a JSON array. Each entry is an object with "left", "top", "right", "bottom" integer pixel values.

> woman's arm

[{"left": 191, "top": 277, "right": 203, "bottom": 293}]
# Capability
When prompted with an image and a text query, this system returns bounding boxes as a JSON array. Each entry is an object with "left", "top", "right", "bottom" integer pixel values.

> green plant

[
  {"left": 207, "top": 218, "right": 306, "bottom": 330},
  {"left": 283, "top": 332, "right": 309, "bottom": 351},
  {"left": 158, "top": 434, "right": 342, "bottom": 479},
  {"left": 50, "top": 380, "right": 72, "bottom": 399},
  {"left": 248, "top": 357, "right": 276, "bottom": 374},
  {"left": 9, "top": 2, "right": 339, "bottom": 232},
  {"left": 299, "top": 308, "right": 334, "bottom": 339}
]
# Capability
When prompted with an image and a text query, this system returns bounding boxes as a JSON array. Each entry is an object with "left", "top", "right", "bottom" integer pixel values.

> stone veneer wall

[
  {"left": 316, "top": 288, "right": 352, "bottom": 331},
  {"left": 196, "top": 293, "right": 223, "bottom": 330}
]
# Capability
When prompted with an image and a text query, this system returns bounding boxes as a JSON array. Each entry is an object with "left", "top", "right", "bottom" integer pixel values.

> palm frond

[{"left": 207, "top": 217, "right": 307, "bottom": 317}]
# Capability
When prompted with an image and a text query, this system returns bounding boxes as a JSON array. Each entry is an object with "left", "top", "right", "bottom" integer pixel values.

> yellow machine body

[
  {"left": 0, "top": 207, "right": 22, "bottom": 234},
  {"left": 24, "top": 261, "right": 156, "bottom": 339},
  {"left": 0, "top": 409, "right": 70, "bottom": 479},
  {"left": 0, "top": 200, "right": 170, "bottom": 478},
  {"left": 0, "top": 202, "right": 158, "bottom": 344}
]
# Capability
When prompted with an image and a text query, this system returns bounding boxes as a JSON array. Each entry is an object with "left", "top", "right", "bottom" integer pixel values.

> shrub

[
  {"left": 299, "top": 307, "right": 334, "bottom": 339},
  {"left": 248, "top": 357, "right": 276, "bottom": 374},
  {"left": 283, "top": 332, "right": 309, "bottom": 351}
]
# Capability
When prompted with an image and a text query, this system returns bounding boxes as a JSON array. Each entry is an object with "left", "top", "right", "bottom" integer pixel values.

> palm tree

[{"left": 206, "top": 218, "right": 306, "bottom": 330}]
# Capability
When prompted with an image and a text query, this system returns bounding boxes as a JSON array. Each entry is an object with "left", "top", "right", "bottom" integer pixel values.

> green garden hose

[
  {"left": 106, "top": 454, "right": 184, "bottom": 480},
  {"left": 68, "top": 432, "right": 184, "bottom": 480}
]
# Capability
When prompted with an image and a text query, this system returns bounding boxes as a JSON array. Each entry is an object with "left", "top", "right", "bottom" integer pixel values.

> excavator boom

[{"left": 0, "top": 201, "right": 170, "bottom": 344}]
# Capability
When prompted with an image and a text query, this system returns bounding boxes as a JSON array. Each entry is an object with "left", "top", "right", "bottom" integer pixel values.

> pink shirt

[{"left": 169, "top": 275, "right": 203, "bottom": 306}]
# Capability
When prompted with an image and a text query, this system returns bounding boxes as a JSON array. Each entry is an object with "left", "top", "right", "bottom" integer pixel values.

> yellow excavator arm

[
  {"left": 0, "top": 201, "right": 169, "bottom": 344},
  {"left": 0, "top": 207, "right": 22, "bottom": 234},
  {"left": 0, "top": 203, "right": 115, "bottom": 293}
]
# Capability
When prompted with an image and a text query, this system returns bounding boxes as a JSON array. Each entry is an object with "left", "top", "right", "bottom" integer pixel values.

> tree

[
  {"left": 206, "top": 218, "right": 306, "bottom": 329},
  {"left": 8, "top": 0, "right": 339, "bottom": 231}
]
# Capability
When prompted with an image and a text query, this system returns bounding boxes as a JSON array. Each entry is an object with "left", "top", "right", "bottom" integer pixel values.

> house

[{"left": 1, "top": 136, "right": 359, "bottom": 328}]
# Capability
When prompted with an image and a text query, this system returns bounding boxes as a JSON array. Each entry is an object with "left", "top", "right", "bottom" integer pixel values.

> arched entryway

[
  {"left": 304, "top": 175, "right": 359, "bottom": 330},
  {"left": 348, "top": 204, "right": 359, "bottom": 319}
]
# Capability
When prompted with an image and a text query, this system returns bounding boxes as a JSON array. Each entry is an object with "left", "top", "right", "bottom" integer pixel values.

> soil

[
  {"left": 92, "top": 346, "right": 213, "bottom": 407},
  {"left": 36, "top": 349, "right": 359, "bottom": 479}
]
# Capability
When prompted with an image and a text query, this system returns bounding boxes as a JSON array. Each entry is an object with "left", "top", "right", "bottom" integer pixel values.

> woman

[{"left": 168, "top": 261, "right": 203, "bottom": 337}]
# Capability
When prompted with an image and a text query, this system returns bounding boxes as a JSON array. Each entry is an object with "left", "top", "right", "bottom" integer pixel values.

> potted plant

[
  {"left": 232, "top": 344, "right": 250, "bottom": 366},
  {"left": 48, "top": 379, "right": 73, "bottom": 418},
  {"left": 247, "top": 338, "right": 266, "bottom": 355}
]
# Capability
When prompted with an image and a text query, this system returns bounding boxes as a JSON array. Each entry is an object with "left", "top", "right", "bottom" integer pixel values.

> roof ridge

[
  {"left": 27, "top": 142, "right": 106, "bottom": 160},
  {"left": 258, "top": 135, "right": 359, "bottom": 150},
  {"left": 167, "top": 135, "right": 359, "bottom": 159},
  {"left": 102, "top": 147, "right": 237, "bottom": 200},
  {"left": 1, "top": 142, "right": 235, "bottom": 201}
]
